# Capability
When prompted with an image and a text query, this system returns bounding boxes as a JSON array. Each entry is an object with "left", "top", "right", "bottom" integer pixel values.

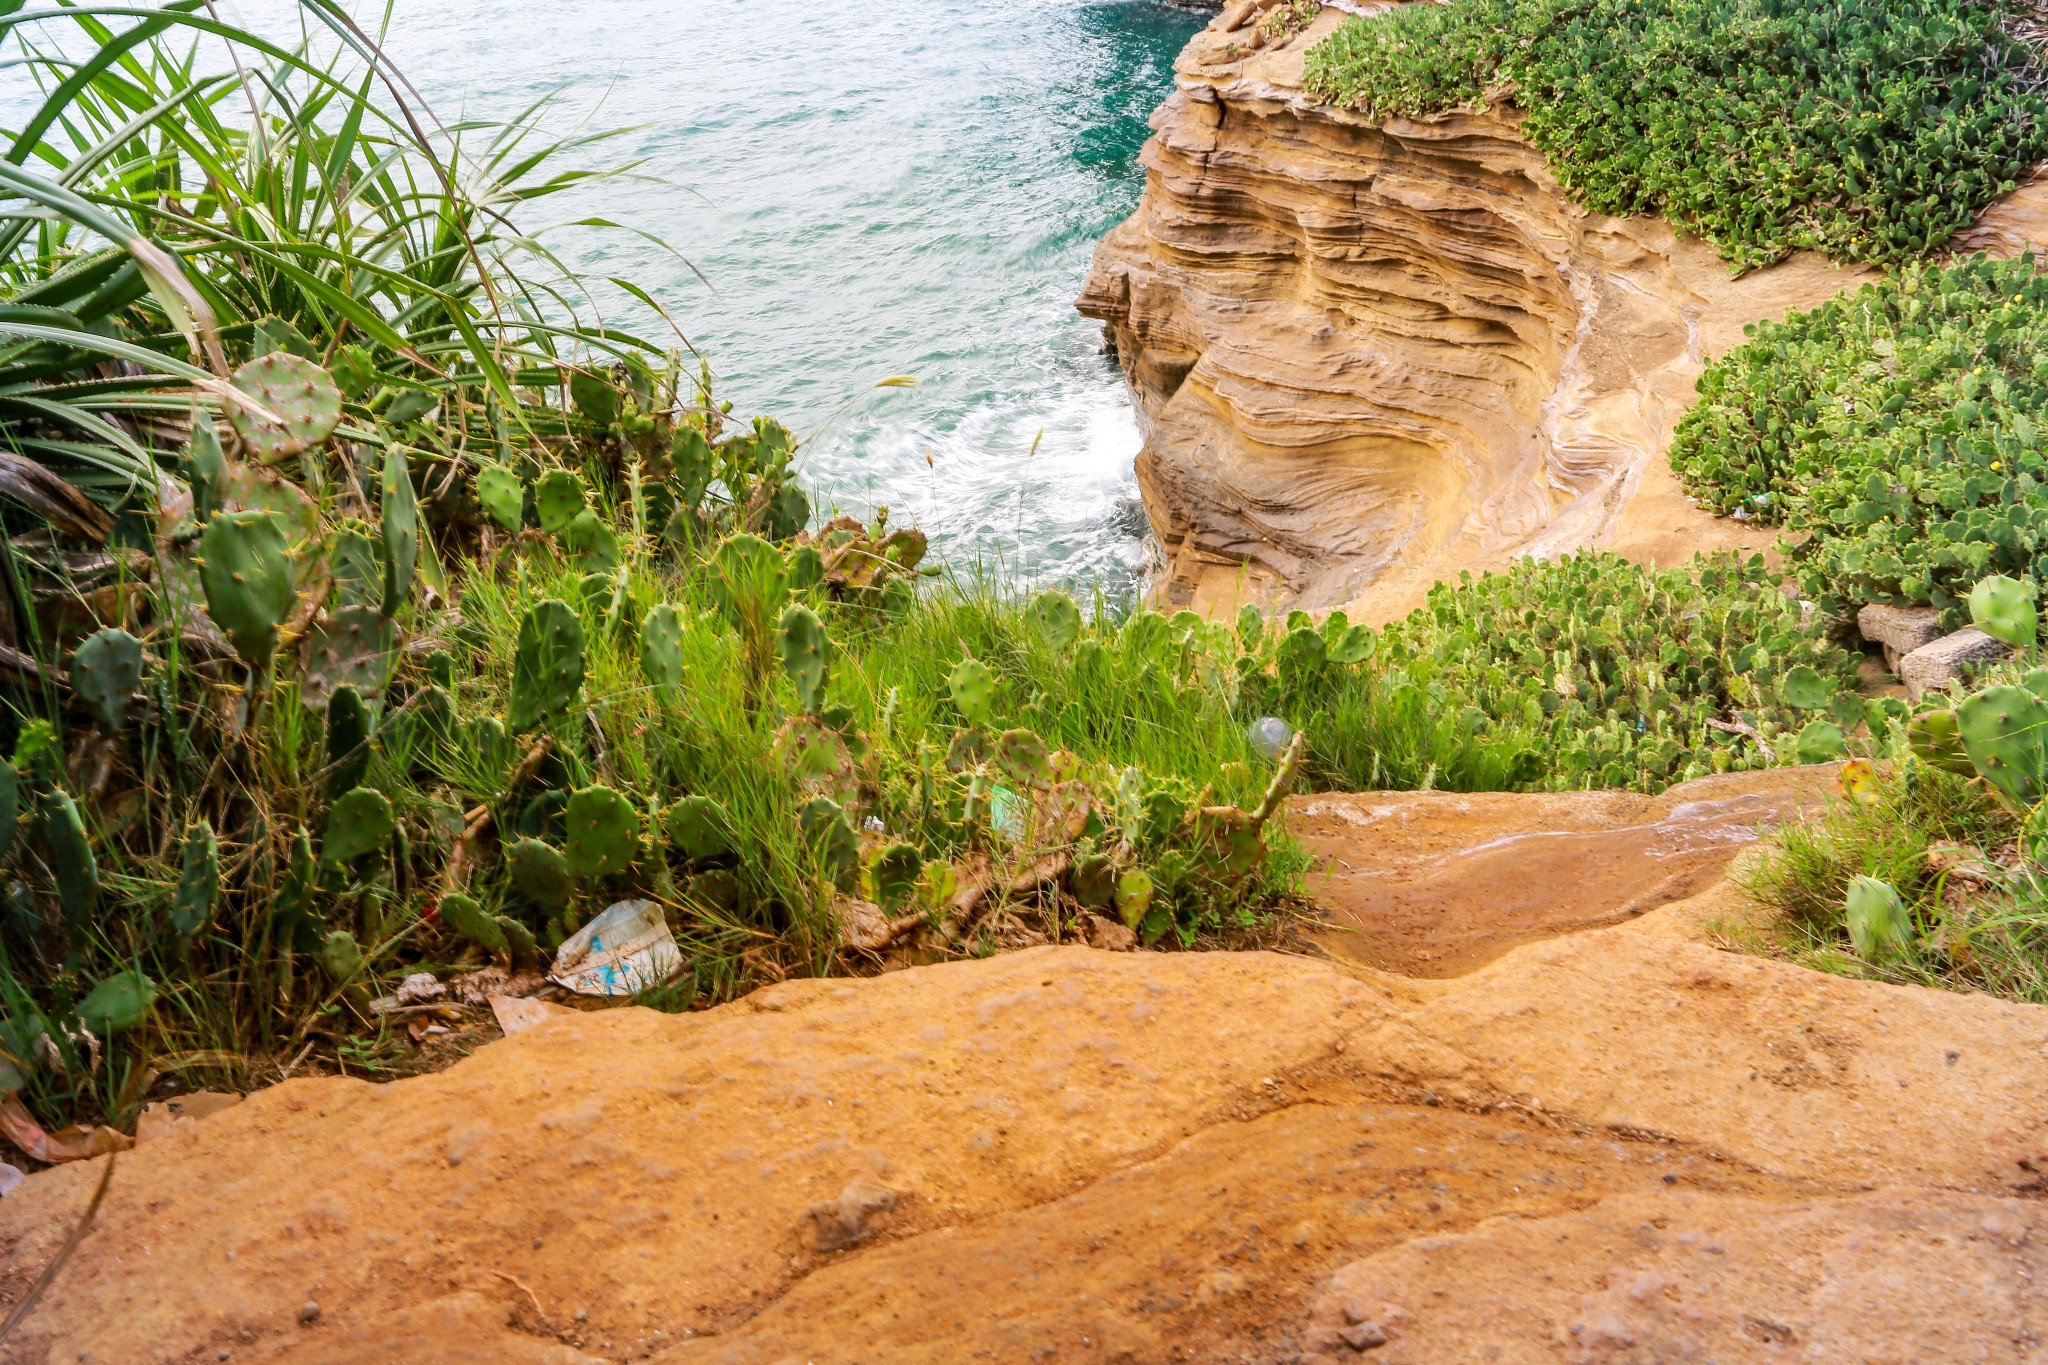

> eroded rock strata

[{"left": 1079, "top": 6, "right": 2048, "bottom": 619}]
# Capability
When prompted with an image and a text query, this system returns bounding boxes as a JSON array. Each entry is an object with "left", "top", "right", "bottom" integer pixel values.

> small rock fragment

[
  {"left": 1338, "top": 1320, "right": 1388, "bottom": 1351},
  {"left": 1898, "top": 628, "right": 2008, "bottom": 702},
  {"left": 1857, "top": 604, "right": 1945, "bottom": 671},
  {"left": 1081, "top": 912, "right": 1137, "bottom": 952},
  {"left": 298, "top": 1301, "right": 321, "bottom": 1326},
  {"left": 836, "top": 898, "right": 893, "bottom": 953},
  {"left": 807, "top": 1178, "right": 898, "bottom": 1252}
]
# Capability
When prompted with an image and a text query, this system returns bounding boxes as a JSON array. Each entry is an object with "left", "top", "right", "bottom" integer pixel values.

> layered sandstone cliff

[{"left": 1079, "top": 5, "right": 2048, "bottom": 619}]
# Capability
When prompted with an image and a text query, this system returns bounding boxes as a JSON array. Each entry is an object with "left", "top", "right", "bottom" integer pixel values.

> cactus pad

[
  {"left": 1845, "top": 875, "right": 1912, "bottom": 959},
  {"left": 439, "top": 891, "right": 506, "bottom": 955},
  {"left": 664, "top": 795, "right": 734, "bottom": 863},
  {"left": 533, "top": 469, "right": 587, "bottom": 535},
  {"left": 507, "top": 837, "right": 575, "bottom": 911},
  {"left": 226, "top": 351, "right": 343, "bottom": 461},
  {"left": 43, "top": 791, "right": 97, "bottom": 925},
  {"left": 328, "top": 528, "right": 383, "bottom": 610},
  {"left": 320, "top": 929, "right": 363, "bottom": 984},
  {"left": 1780, "top": 665, "right": 1832, "bottom": 711},
  {"left": 71, "top": 627, "right": 143, "bottom": 732},
  {"left": 869, "top": 842, "right": 922, "bottom": 913},
  {"left": 1070, "top": 851, "right": 1115, "bottom": 908},
  {"left": 672, "top": 425, "right": 716, "bottom": 505},
  {"left": 995, "top": 727, "right": 1050, "bottom": 788},
  {"left": 508, "top": 599, "right": 585, "bottom": 732},
  {"left": 706, "top": 533, "right": 789, "bottom": 634},
  {"left": 300, "top": 605, "right": 397, "bottom": 710},
  {"left": 1325, "top": 620, "right": 1376, "bottom": 666},
  {"left": 76, "top": 970, "right": 156, "bottom": 1034},
  {"left": 1276, "top": 627, "right": 1327, "bottom": 691},
  {"left": 946, "top": 726, "right": 993, "bottom": 773},
  {"left": 184, "top": 421, "right": 229, "bottom": 523},
  {"left": 948, "top": 657, "right": 996, "bottom": 727},
  {"left": 475, "top": 465, "right": 525, "bottom": 532},
  {"left": 564, "top": 785, "right": 640, "bottom": 879},
  {"left": 563, "top": 510, "right": 622, "bottom": 572},
  {"left": 1969, "top": 574, "right": 2037, "bottom": 648},
  {"left": 381, "top": 445, "right": 419, "bottom": 616},
  {"left": 570, "top": 369, "right": 621, "bottom": 428},
  {"left": 172, "top": 818, "right": 218, "bottom": 938},
  {"left": 640, "top": 604, "right": 685, "bottom": 697},
  {"left": 199, "top": 511, "right": 297, "bottom": 667},
  {"left": 779, "top": 604, "right": 829, "bottom": 715},
  {"left": 1794, "top": 719, "right": 1847, "bottom": 763},
  {"left": 324, "top": 786, "right": 393, "bottom": 865},
  {"left": 1114, "top": 868, "right": 1153, "bottom": 930},
  {"left": 1906, "top": 708, "right": 1973, "bottom": 775},
  {"left": 324, "top": 684, "right": 373, "bottom": 801},
  {"left": 1956, "top": 684, "right": 2048, "bottom": 804},
  {"left": 1024, "top": 590, "right": 1082, "bottom": 652}
]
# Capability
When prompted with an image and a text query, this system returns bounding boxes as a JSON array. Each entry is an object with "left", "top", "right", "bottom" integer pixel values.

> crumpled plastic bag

[{"left": 549, "top": 899, "right": 682, "bottom": 996}]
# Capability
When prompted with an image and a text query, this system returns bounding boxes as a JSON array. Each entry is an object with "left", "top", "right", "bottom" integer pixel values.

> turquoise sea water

[{"left": 235, "top": 0, "right": 1205, "bottom": 593}]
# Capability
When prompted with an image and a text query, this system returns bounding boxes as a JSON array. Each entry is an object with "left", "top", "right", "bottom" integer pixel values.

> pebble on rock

[
  {"left": 297, "top": 1301, "right": 320, "bottom": 1326},
  {"left": 1339, "top": 1320, "right": 1388, "bottom": 1351}
]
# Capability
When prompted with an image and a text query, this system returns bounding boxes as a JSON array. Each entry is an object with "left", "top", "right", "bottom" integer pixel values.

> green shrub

[
  {"left": 1303, "top": 0, "right": 2047, "bottom": 268},
  {"left": 1670, "top": 255, "right": 2048, "bottom": 625},
  {"left": 1264, "top": 551, "right": 1865, "bottom": 794}
]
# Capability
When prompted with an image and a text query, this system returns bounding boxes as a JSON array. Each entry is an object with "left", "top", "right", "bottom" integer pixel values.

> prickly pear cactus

[
  {"left": 779, "top": 604, "right": 829, "bottom": 715},
  {"left": 1780, "top": 665, "right": 1833, "bottom": 711},
  {"left": 324, "top": 684, "right": 372, "bottom": 801},
  {"left": 329, "top": 528, "right": 383, "bottom": 610},
  {"left": 43, "top": 791, "right": 96, "bottom": 924},
  {"left": 1070, "top": 850, "right": 1115, "bottom": 908},
  {"left": 381, "top": 445, "right": 419, "bottom": 617},
  {"left": 76, "top": 970, "right": 156, "bottom": 1034},
  {"left": 325, "top": 786, "right": 394, "bottom": 865},
  {"left": 1969, "top": 574, "right": 2038, "bottom": 648},
  {"left": 1276, "top": 626, "right": 1327, "bottom": 692},
  {"left": 672, "top": 425, "right": 716, "bottom": 505},
  {"left": 1191, "top": 808, "right": 1264, "bottom": 882},
  {"left": 868, "top": 842, "right": 922, "bottom": 913},
  {"left": 570, "top": 369, "right": 621, "bottom": 428},
  {"left": 507, "top": 836, "right": 575, "bottom": 911},
  {"left": 1024, "top": 590, "right": 1082, "bottom": 652},
  {"left": 949, "top": 657, "right": 996, "bottom": 727},
  {"left": 1323, "top": 615, "right": 1376, "bottom": 666},
  {"left": 1956, "top": 684, "right": 2048, "bottom": 804},
  {"left": 640, "top": 604, "right": 685, "bottom": 697},
  {"left": 1114, "top": 868, "right": 1153, "bottom": 931},
  {"left": 508, "top": 599, "right": 585, "bottom": 732},
  {"left": 439, "top": 892, "right": 507, "bottom": 955},
  {"left": 799, "top": 795, "right": 859, "bottom": 891},
  {"left": 71, "top": 627, "right": 143, "bottom": 732},
  {"left": 995, "top": 727, "right": 1049, "bottom": 788},
  {"left": 332, "top": 343, "right": 377, "bottom": 398},
  {"left": 1074, "top": 638, "right": 1111, "bottom": 690},
  {"left": 172, "top": 818, "right": 218, "bottom": 938},
  {"left": 1907, "top": 709, "right": 1973, "bottom": 775},
  {"left": 946, "top": 726, "right": 993, "bottom": 773},
  {"left": 320, "top": 928, "right": 363, "bottom": 984},
  {"left": 563, "top": 510, "right": 622, "bottom": 572},
  {"left": 706, "top": 533, "right": 789, "bottom": 633},
  {"left": 664, "top": 794, "right": 734, "bottom": 863},
  {"left": 300, "top": 605, "right": 397, "bottom": 710},
  {"left": 185, "top": 421, "right": 229, "bottom": 523},
  {"left": 226, "top": 351, "right": 343, "bottom": 461},
  {"left": 533, "top": 469, "right": 587, "bottom": 535},
  {"left": 475, "top": 465, "right": 525, "bottom": 532},
  {"left": 199, "top": 510, "right": 297, "bottom": 667},
  {"left": 1845, "top": 875, "right": 1912, "bottom": 959},
  {"left": 1794, "top": 720, "right": 1847, "bottom": 763},
  {"left": 564, "top": 785, "right": 640, "bottom": 879}
]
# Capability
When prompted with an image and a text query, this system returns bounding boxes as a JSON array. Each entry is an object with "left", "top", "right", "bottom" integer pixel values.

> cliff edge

[{"left": 1078, "top": 4, "right": 2048, "bottom": 620}]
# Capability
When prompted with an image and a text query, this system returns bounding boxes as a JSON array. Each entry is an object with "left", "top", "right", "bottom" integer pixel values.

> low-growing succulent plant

[
  {"left": 475, "top": 465, "right": 525, "bottom": 532},
  {"left": 227, "top": 350, "right": 343, "bottom": 461},
  {"left": 640, "top": 604, "right": 685, "bottom": 698},
  {"left": 534, "top": 468, "right": 587, "bottom": 535},
  {"left": 439, "top": 891, "right": 506, "bottom": 955},
  {"left": 301, "top": 605, "right": 397, "bottom": 710},
  {"left": 1956, "top": 684, "right": 2048, "bottom": 806},
  {"left": 507, "top": 836, "right": 575, "bottom": 911},
  {"left": 185, "top": 421, "right": 229, "bottom": 523},
  {"left": 564, "top": 785, "right": 639, "bottom": 879},
  {"left": 42, "top": 791, "right": 96, "bottom": 926},
  {"left": 324, "top": 684, "right": 373, "bottom": 801},
  {"left": 76, "top": 970, "right": 156, "bottom": 1034},
  {"left": 172, "top": 818, "right": 218, "bottom": 938},
  {"left": 1971, "top": 574, "right": 2038, "bottom": 649},
  {"left": 71, "top": 627, "right": 143, "bottom": 732},
  {"left": 320, "top": 928, "right": 363, "bottom": 984},
  {"left": 868, "top": 842, "right": 922, "bottom": 913},
  {"left": 1024, "top": 590, "right": 1082, "bottom": 652},
  {"left": 799, "top": 795, "right": 859, "bottom": 891},
  {"left": 995, "top": 727, "right": 1049, "bottom": 789},
  {"left": 779, "top": 604, "right": 828, "bottom": 715},
  {"left": 563, "top": 509, "right": 621, "bottom": 572},
  {"left": 324, "top": 786, "right": 394, "bottom": 865},
  {"left": 1845, "top": 875, "right": 1913, "bottom": 960},
  {"left": 199, "top": 510, "right": 296, "bottom": 668},
  {"left": 949, "top": 657, "right": 996, "bottom": 727},
  {"left": 508, "top": 599, "right": 585, "bottom": 732},
  {"left": 664, "top": 795, "right": 733, "bottom": 863}
]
